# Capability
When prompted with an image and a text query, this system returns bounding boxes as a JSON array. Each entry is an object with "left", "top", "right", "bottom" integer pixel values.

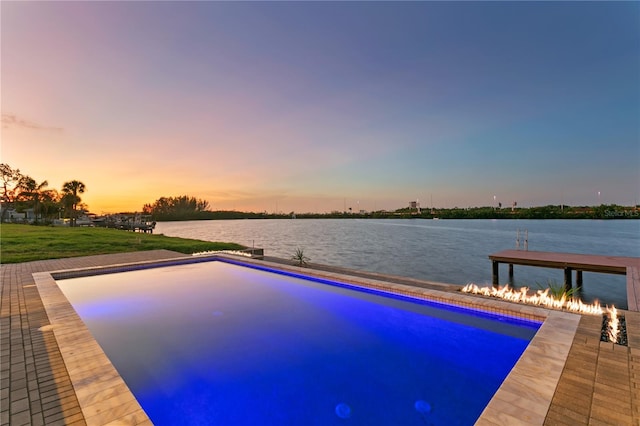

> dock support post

[
  {"left": 576, "top": 270, "right": 583, "bottom": 288},
  {"left": 508, "top": 264, "right": 514, "bottom": 283},
  {"left": 492, "top": 261, "right": 499, "bottom": 287},
  {"left": 564, "top": 268, "right": 573, "bottom": 292}
]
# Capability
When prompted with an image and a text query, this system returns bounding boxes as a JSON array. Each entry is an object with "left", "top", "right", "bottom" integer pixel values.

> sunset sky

[{"left": 2, "top": 2, "right": 639, "bottom": 214}]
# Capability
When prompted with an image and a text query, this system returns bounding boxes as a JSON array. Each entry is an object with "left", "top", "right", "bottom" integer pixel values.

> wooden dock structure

[
  {"left": 489, "top": 249, "right": 640, "bottom": 310},
  {"left": 94, "top": 214, "right": 156, "bottom": 233}
]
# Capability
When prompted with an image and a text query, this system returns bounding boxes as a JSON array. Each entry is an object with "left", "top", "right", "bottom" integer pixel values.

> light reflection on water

[{"left": 156, "top": 219, "right": 639, "bottom": 308}]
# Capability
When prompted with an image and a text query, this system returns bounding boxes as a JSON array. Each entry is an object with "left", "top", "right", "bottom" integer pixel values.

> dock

[
  {"left": 107, "top": 221, "right": 156, "bottom": 233},
  {"left": 93, "top": 214, "right": 156, "bottom": 233},
  {"left": 489, "top": 249, "right": 640, "bottom": 310}
]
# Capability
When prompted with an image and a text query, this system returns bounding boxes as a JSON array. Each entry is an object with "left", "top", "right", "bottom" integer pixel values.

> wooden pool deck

[
  {"left": 489, "top": 249, "right": 640, "bottom": 311},
  {"left": 2, "top": 251, "right": 639, "bottom": 425}
]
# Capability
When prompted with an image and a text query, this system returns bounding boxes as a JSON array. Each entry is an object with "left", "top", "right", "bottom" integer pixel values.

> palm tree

[
  {"left": 18, "top": 176, "right": 48, "bottom": 224},
  {"left": 61, "top": 180, "right": 86, "bottom": 226}
]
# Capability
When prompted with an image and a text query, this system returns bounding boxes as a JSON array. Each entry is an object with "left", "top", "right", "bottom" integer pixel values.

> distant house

[
  {"left": 1, "top": 207, "right": 46, "bottom": 223},
  {"left": 1, "top": 207, "right": 26, "bottom": 223},
  {"left": 25, "top": 208, "right": 38, "bottom": 222}
]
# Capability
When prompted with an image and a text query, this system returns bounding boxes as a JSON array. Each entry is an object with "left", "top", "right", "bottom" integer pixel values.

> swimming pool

[{"left": 56, "top": 259, "right": 541, "bottom": 425}]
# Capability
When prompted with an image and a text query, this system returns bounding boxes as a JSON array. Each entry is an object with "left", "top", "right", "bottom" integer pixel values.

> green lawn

[{"left": 0, "top": 223, "right": 245, "bottom": 264}]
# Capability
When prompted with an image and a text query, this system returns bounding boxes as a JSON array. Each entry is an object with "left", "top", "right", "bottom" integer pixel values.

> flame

[
  {"left": 461, "top": 283, "right": 603, "bottom": 315},
  {"left": 461, "top": 283, "right": 624, "bottom": 343},
  {"left": 606, "top": 306, "right": 619, "bottom": 343},
  {"left": 192, "top": 250, "right": 252, "bottom": 257}
]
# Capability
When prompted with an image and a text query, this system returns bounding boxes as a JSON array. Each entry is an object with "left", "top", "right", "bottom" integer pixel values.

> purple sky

[{"left": 2, "top": 2, "right": 638, "bottom": 213}]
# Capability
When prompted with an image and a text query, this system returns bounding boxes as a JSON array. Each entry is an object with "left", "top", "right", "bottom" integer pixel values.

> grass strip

[{"left": 0, "top": 223, "right": 245, "bottom": 264}]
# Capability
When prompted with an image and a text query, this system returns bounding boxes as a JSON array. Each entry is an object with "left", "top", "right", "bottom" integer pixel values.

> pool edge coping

[{"left": 35, "top": 254, "right": 579, "bottom": 425}]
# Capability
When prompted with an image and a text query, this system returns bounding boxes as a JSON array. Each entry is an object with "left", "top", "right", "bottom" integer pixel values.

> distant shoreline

[
  {"left": 153, "top": 216, "right": 640, "bottom": 222},
  {"left": 148, "top": 205, "right": 639, "bottom": 222}
]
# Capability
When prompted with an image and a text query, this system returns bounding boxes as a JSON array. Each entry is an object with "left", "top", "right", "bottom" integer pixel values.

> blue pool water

[{"left": 57, "top": 260, "right": 540, "bottom": 425}]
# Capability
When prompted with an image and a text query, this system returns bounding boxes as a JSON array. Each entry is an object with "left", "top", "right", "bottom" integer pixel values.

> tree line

[
  {"left": 1, "top": 163, "right": 87, "bottom": 225},
  {"left": 391, "top": 204, "right": 638, "bottom": 220},
  {"left": 141, "top": 202, "right": 638, "bottom": 221},
  {"left": 142, "top": 195, "right": 212, "bottom": 221}
]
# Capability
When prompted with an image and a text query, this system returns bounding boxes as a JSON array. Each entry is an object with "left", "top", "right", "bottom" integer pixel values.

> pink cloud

[{"left": 1, "top": 114, "right": 63, "bottom": 133}]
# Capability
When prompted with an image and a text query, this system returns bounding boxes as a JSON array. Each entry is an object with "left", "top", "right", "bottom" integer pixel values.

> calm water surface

[{"left": 156, "top": 219, "right": 640, "bottom": 309}]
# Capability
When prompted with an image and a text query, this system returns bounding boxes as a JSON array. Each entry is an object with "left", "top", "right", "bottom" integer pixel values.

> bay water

[{"left": 156, "top": 219, "right": 639, "bottom": 309}]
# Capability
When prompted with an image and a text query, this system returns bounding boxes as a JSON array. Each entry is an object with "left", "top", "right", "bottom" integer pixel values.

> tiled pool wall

[{"left": 37, "top": 254, "right": 579, "bottom": 425}]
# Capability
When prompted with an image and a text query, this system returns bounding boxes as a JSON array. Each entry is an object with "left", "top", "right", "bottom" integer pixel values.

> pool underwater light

[
  {"left": 335, "top": 403, "right": 351, "bottom": 419},
  {"left": 414, "top": 400, "right": 431, "bottom": 414}
]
